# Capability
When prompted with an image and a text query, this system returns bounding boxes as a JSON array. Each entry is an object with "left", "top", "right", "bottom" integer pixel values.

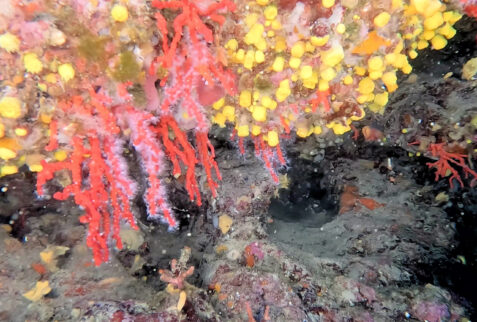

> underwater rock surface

[{"left": 0, "top": 0, "right": 476, "bottom": 321}]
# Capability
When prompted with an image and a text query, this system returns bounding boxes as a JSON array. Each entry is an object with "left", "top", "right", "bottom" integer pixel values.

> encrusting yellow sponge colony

[
  {"left": 0, "top": 0, "right": 466, "bottom": 178},
  {"left": 209, "top": 0, "right": 462, "bottom": 144}
]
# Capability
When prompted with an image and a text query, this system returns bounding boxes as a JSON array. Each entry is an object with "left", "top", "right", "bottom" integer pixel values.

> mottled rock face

[{"left": 0, "top": 0, "right": 476, "bottom": 320}]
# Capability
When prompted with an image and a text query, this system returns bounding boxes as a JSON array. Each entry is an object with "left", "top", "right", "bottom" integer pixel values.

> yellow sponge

[
  {"left": 239, "top": 91, "right": 252, "bottom": 107},
  {"left": 431, "top": 35, "right": 447, "bottom": 50},
  {"left": 58, "top": 63, "right": 75, "bottom": 82},
  {"left": 374, "top": 12, "right": 391, "bottom": 27},
  {"left": 23, "top": 53, "right": 43, "bottom": 74},
  {"left": 111, "top": 4, "right": 129, "bottom": 22},
  {"left": 252, "top": 105, "right": 267, "bottom": 122},
  {"left": 0, "top": 97, "right": 22, "bottom": 119},
  {"left": 0, "top": 33, "right": 20, "bottom": 53},
  {"left": 358, "top": 78, "right": 375, "bottom": 95},
  {"left": 237, "top": 125, "right": 249, "bottom": 137},
  {"left": 267, "top": 130, "right": 279, "bottom": 147},
  {"left": 321, "top": 45, "right": 344, "bottom": 67}
]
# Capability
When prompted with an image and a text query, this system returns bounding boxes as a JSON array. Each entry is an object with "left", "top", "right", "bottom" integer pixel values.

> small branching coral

[
  {"left": 426, "top": 143, "right": 477, "bottom": 189},
  {"left": 159, "top": 246, "right": 195, "bottom": 290}
]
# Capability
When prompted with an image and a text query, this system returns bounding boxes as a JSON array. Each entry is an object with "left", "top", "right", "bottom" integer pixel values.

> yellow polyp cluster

[
  {"left": 209, "top": 0, "right": 465, "bottom": 152},
  {"left": 23, "top": 53, "right": 43, "bottom": 74},
  {"left": 322, "top": 0, "right": 335, "bottom": 9},
  {"left": 244, "top": 23, "right": 266, "bottom": 51},
  {"left": 213, "top": 113, "right": 226, "bottom": 128},
  {"left": 291, "top": 41, "right": 305, "bottom": 58},
  {"left": 289, "top": 56, "right": 301, "bottom": 69},
  {"left": 212, "top": 96, "right": 236, "bottom": 128},
  {"left": 0, "top": 147, "right": 17, "bottom": 161},
  {"left": 302, "top": 69, "right": 319, "bottom": 89},
  {"left": 14, "top": 128, "right": 28, "bottom": 137},
  {"left": 267, "top": 130, "right": 279, "bottom": 147},
  {"left": 296, "top": 118, "right": 314, "bottom": 138},
  {"left": 310, "top": 35, "right": 329, "bottom": 47},
  {"left": 212, "top": 98, "right": 225, "bottom": 110},
  {"left": 326, "top": 119, "right": 352, "bottom": 135},
  {"left": 255, "top": 51, "right": 265, "bottom": 63},
  {"left": 264, "top": 6, "right": 277, "bottom": 20},
  {"left": 237, "top": 124, "right": 249, "bottom": 137},
  {"left": 239, "top": 90, "right": 252, "bottom": 108},
  {"left": 58, "top": 63, "right": 75, "bottom": 82},
  {"left": 343, "top": 75, "right": 353, "bottom": 85},
  {"left": 252, "top": 124, "right": 261, "bottom": 136},
  {"left": 0, "top": 97, "right": 22, "bottom": 119},
  {"left": 0, "top": 137, "right": 22, "bottom": 175},
  {"left": 358, "top": 78, "right": 375, "bottom": 95},
  {"left": 367, "top": 56, "right": 384, "bottom": 79},
  {"left": 225, "top": 39, "right": 238, "bottom": 51},
  {"left": 382, "top": 72, "right": 398, "bottom": 93},
  {"left": 276, "top": 80, "right": 291, "bottom": 102},
  {"left": 336, "top": 24, "right": 346, "bottom": 34},
  {"left": 25, "top": 153, "right": 44, "bottom": 173},
  {"left": 54, "top": 150, "right": 68, "bottom": 162},
  {"left": 1, "top": 165, "right": 18, "bottom": 177},
  {"left": 299, "top": 66, "right": 313, "bottom": 80},
  {"left": 374, "top": 12, "right": 391, "bottom": 28},
  {"left": 0, "top": 33, "right": 20, "bottom": 53},
  {"left": 111, "top": 4, "right": 129, "bottom": 22},
  {"left": 321, "top": 45, "right": 344, "bottom": 67},
  {"left": 369, "top": 92, "right": 389, "bottom": 114},
  {"left": 272, "top": 56, "right": 285, "bottom": 72},
  {"left": 403, "top": 0, "right": 461, "bottom": 52},
  {"left": 252, "top": 105, "right": 267, "bottom": 122}
]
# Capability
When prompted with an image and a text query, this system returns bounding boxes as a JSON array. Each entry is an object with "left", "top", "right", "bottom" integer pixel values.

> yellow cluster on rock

[
  {"left": 0, "top": 10, "right": 85, "bottom": 177},
  {"left": 210, "top": 0, "right": 462, "bottom": 145},
  {"left": 0, "top": 92, "right": 57, "bottom": 177},
  {"left": 0, "top": 33, "right": 20, "bottom": 53},
  {"left": 0, "top": 91, "right": 69, "bottom": 176},
  {"left": 356, "top": 0, "right": 461, "bottom": 114},
  {"left": 403, "top": 0, "right": 461, "bottom": 51},
  {"left": 214, "top": 0, "right": 348, "bottom": 144},
  {"left": 0, "top": 95, "right": 45, "bottom": 177},
  {"left": 0, "top": 96, "right": 23, "bottom": 176},
  {"left": 111, "top": 4, "right": 129, "bottom": 22}
]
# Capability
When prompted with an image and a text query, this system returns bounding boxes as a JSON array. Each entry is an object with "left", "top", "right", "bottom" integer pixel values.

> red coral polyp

[{"left": 36, "top": 0, "right": 235, "bottom": 266}]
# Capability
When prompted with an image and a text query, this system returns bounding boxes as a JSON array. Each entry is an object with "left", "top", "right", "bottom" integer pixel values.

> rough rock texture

[
  {"left": 0, "top": 31, "right": 476, "bottom": 322},
  {"left": 0, "top": 130, "right": 473, "bottom": 321}
]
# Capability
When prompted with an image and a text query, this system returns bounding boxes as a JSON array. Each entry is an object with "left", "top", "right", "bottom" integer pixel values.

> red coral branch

[
  {"left": 253, "top": 135, "right": 287, "bottom": 183},
  {"left": 310, "top": 88, "right": 331, "bottom": 113},
  {"left": 196, "top": 131, "right": 222, "bottom": 197},
  {"left": 125, "top": 106, "right": 177, "bottom": 228},
  {"left": 37, "top": 1, "right": 237, "bottom": 266},
  {"left": 461, "top": 0, "right": 477, "bottom": 17},
  {"left": 151, "top": 116, "right": 222, "bottom": 206},
  {"left": 45, "top": 120, "right": 58, "bottom": 152},
  {"left": 38, "top": 133, "right": 137, "bottom": 265},
  {"left": 427, "top": 143, "right": 477, "bottom": 189},
  {"left": 151, "top": 0, "right": 236, "bottom": 70},
  {"left": 154, "top": 116, "right": 202, "bottom": 205}
]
